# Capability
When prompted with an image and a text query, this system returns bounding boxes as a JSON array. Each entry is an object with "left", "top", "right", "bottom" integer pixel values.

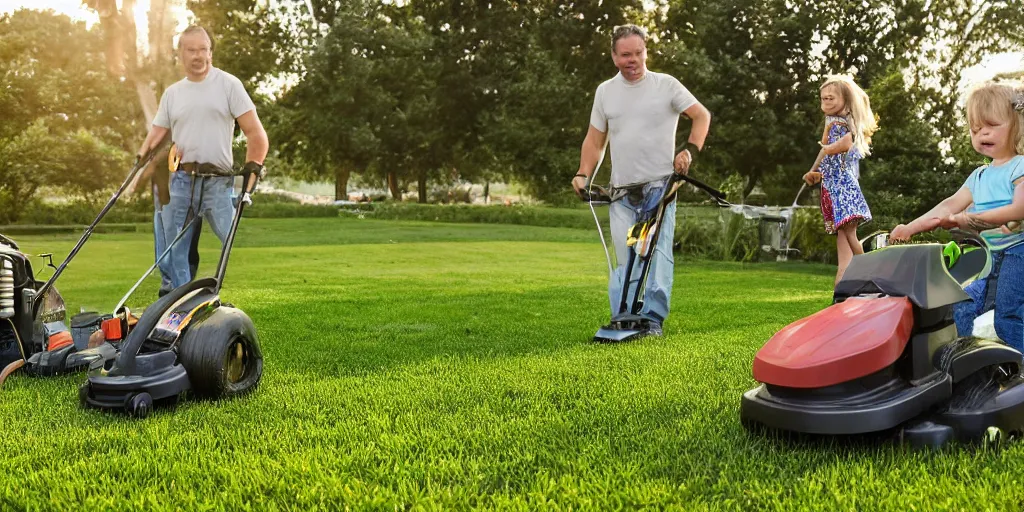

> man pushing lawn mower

[
  {"left": 136, "top": 25, "right": 269, "bottom": 289},
  {"left": 571, "top": 24, "right": 711, "bottom": 341}
]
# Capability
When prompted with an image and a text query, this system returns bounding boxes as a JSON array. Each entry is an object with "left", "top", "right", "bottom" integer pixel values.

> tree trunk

[
  {"left": 417, "top": 170, "right": 427, "bottom": 204},
  {"left": 387, "top": 172, "right": 401, "bottom": 200},
  {"left": 334, "top": 167, "right": 350, "bottom": 201},
  {"left": 742, "top": 172, "right": 760, "bottom": 200}
]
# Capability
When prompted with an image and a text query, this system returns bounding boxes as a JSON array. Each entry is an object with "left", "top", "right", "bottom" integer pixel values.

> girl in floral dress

[{"left": 803, "top": 75, "right": 878, "bottom": 286}]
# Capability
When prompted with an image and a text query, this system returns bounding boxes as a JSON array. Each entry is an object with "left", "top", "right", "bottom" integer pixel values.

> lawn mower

[
  {"left": 0, "top": 141, "right": 173, "bottom": 387},
  {"left": 581, "top": 170, "right": 729, "bottom": 342},
  {"left": 73, "top": 165, "right": 266, "bottom": 418},
  {"left": 740, "top": 229, "right": 1024, "bottom": 447}
]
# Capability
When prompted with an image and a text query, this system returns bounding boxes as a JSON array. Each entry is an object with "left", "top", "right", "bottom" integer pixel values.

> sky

[
  {"left": 2, "top": 0, "right": 1022, "bottom": 89},
  {"left": 0, "top": 0, "right": 189, "bottom": 52}
]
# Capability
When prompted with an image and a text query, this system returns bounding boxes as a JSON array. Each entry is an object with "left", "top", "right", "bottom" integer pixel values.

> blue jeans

[
  {"left": 152, "top": 184, "right": 173, "bottom": 294},
  {"left": 165, "top": 173, "right": 235, "bottom": 288},
  {"left": 953, "top": 244, "right": 1024, "bottom": 351},
  {"left": 607, "top": 179, "right": 676, "bottom": 323}
]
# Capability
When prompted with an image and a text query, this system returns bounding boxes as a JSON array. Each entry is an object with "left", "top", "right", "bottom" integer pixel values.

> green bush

[
  {"left": 367, "top": 202, "right": 600, "bottom": 229},
  {"left": 11, "top": 196, "right": 152, "bottom": 225},
  {"left": 674, "top": 210, "right": 761, "bottom": 262},
  {"left": 244, "top": 203, "right": 341, "bottom": 218}
]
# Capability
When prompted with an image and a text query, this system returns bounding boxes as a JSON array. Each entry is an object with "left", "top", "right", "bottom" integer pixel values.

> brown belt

[{"left": 178, "top": 162, "right": 232, "bottom": 176}]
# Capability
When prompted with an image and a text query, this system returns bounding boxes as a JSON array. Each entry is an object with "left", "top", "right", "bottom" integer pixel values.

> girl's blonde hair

[
  {"left": 820, "top": 75, "right": 878, "bottom": 157},
  {"left": 965, "top": 81, "right": 1024, "bottom": 156}
]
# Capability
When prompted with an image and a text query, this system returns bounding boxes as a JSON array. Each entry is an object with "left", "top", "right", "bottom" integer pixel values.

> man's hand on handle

[
  {"left": 572, "top": 173, "right": 588, "bottom": 199},
  {"left": 673, "top": 150, "right": 691, "bottom": 175}
]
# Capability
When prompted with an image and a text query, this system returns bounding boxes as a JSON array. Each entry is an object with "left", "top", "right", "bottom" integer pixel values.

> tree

[{"left": 0, "top": 10, "right": 137, "bottom": 221}]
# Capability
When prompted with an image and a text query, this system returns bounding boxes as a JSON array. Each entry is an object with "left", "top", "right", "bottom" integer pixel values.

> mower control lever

[{"left": 579, "top": 185, "right": 612, "bottom": 204}]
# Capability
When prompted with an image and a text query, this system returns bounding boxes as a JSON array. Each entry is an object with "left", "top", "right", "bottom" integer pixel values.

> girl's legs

[
  {"left": 844, "top": 226, "right": 864, "bottom": 256},
  {"left": 993, "top": 250, "right": 1024, "bottom": 351},
  {"left": 954, "top": 279, "right": 986, "bottom": 337},
  {"left": 834, "top": 223, "right": 857, "bottom": 286}
]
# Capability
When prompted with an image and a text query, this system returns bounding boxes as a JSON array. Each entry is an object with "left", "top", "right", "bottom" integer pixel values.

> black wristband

[
  {"left": 243, "top": 161, "right": 266, "bottom": 174},
  {"left": 574, "top": 173, "right": 588, "bottom": 179},
  {"left": 676, "top": 142, "right": 700, "bottom": 157}
]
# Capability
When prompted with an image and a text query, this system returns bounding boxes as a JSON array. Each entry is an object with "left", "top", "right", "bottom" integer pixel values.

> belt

[{"left": 177, "top": 162, "right": 233, "bottom": 176}]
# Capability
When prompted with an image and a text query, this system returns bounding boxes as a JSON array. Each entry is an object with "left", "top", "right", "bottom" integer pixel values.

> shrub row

[{"left": 6, "top": 195, "right": 949, "bottom": 263}]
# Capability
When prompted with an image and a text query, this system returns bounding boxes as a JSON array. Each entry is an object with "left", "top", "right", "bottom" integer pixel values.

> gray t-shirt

[
  {"left": 153, "top": 67, "right": 256, "bottom": 172},
  {"left": 589, "top": 71, "right": 697, "bottom": 187}
]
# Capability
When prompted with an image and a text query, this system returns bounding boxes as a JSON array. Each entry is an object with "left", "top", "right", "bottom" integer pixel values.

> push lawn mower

[
  {"left": 0, "top": 141, "right": 173, "bottom": 387},
  {"left": 581, "top": 171, "right": 729, "bottom": 343},
  {"left": 73, "top": 165, "right": 266, "bottom": 418},
  {"left": 740, "top": 230, "right": 1024, "bottom": 447}
]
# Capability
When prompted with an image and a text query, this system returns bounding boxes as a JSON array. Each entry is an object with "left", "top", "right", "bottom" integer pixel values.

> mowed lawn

[{"left": 1, "top": 217, "right": 1021, "bottom": 511}]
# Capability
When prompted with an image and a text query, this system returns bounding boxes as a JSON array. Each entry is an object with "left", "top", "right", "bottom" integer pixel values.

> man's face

[
  {"left": 179, "top": 31, "right": 212, "bottom": 79},
  {"left": 612, "top": 35, "right": 646, "bottom": 81}
]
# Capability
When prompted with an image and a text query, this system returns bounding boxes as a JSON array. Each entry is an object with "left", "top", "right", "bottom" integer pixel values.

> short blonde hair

[{"left": 965, "top": 82, "right": 1024, "bottom": 155}]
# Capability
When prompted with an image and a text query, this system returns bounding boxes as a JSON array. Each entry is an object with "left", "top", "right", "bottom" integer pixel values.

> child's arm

[
  {"left": 821, "top": 133, "right": 853, "bottom": 155},
  {"left": 803, "top": 124, "right": 832, "bottom": 184},
  {"left": 950, "top": 177, "right": 1024, "bottom": 231},
  {"left": 891, "top": 187, "right": 974, "bottom": 241}
]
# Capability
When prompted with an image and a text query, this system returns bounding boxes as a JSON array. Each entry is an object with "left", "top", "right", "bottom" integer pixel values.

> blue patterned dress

[{"left": 819, "top": 115, "right": 871, "bottom": 234}]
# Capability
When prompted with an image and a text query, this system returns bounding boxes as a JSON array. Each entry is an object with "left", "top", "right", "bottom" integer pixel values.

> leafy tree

[{"left": 0, "top": 10, "right": 137, "bottom": 220}]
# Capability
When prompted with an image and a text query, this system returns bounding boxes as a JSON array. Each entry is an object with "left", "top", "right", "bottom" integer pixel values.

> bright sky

[
  {"left": 0, "top": 0, "right": 191, "bottom": 52},
  {"left": 3, "top": 0, "right": 1022, "bottom": 89}
]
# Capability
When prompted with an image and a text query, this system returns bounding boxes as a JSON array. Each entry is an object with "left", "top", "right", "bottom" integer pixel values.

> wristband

[
  {"left": 676, "top": 142, "right": 700, "bottom": 163},
  {"left": 243, "top": 161, "right": 266, "bottom": 175},
  {"left": 574, "top": 173, "right": 588, "bottom": 179},
  {"left": 676, "top": 142, "right": 700, "bottom": 155}
]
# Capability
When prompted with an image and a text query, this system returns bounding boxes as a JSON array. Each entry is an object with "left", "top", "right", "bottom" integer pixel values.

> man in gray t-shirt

[
  {"left": 572, "top": 24, "right": 711, "bottom": 336},
  {"left": 137, "top": 25, "right": 269, "bottom": 289}
]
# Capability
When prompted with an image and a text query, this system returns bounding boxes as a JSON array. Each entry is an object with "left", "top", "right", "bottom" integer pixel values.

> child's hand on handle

[
  {"left": 889, "top": 224, "right": 914, "bottom": 242},
  {"left": 891, "top": 217, "right": 947, "bottom": 243},
  {"left": 802, "top": 170, "right": 822, "bottom": 186},
  {"left": 939, "top": 214, "right": 963, "bottom": 230}
]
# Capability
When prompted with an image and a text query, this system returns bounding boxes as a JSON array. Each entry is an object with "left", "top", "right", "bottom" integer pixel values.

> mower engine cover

[{"left": 834, "top": 244, "right": 970, "bottom": 309}]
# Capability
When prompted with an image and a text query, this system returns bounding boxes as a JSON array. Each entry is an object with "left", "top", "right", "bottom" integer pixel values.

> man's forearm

[
  {"left": 244, "top": 127, "right": 269, "bottom": 165},
  {"left": 687, "top": 107, "right": 710, "bottom": 150},
  {"left": 137, "top": 127, "right": 167, "bottom": 158}
]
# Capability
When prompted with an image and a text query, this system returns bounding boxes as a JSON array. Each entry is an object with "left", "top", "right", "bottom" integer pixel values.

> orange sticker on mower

[{"left": 48, "top": 331, "right": 73, "bottom": 352}]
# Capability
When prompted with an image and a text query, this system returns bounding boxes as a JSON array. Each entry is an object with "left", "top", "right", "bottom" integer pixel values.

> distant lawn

[{"left": 1, "top": 217, "right": 1019, "bottom": 510}]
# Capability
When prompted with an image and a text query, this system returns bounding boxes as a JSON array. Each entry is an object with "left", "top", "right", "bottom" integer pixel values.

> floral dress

[{"left": 819, "top": 115, "right": 871, "bottom": 234}]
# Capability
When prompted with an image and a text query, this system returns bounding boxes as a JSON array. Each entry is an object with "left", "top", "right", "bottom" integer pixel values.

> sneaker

[{"left": 646, "top": 321, "right": 663, "bottom": 337}]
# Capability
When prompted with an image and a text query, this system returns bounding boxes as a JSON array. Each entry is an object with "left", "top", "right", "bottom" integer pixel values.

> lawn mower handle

[
  {"left": 32, "top": 137, "right": 171, "bottom": 314},
  {"left": 672, "top": 172, "right": 726, "bottom": 202},
  {"left": 212, "top": 165, "right": 266, "bottom": 293}
]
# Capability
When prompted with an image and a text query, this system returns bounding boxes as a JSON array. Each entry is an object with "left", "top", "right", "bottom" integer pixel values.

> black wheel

[
  {"left": 126, "top": 392, "right": 153, "bottom": 418},
  {"left": 178, "top": 306, "right": 263, "bottom": 399}
]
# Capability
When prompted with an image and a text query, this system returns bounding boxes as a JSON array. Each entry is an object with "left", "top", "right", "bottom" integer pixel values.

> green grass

[{"left": 1, "top": 217, "right": 1021, "bottom": 510}]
